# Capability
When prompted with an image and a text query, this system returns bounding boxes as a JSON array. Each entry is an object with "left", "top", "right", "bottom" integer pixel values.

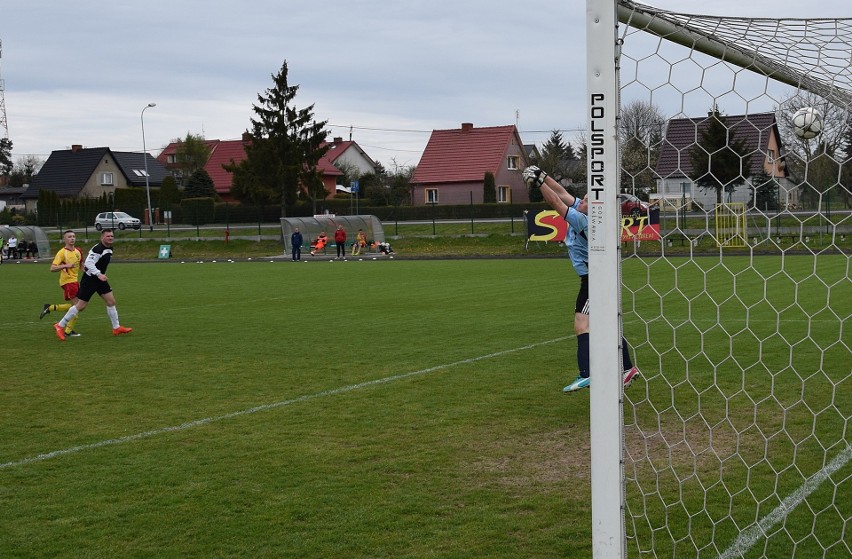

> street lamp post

[{"left": 141, "top": 103, "right": 156, "bottom": 231}]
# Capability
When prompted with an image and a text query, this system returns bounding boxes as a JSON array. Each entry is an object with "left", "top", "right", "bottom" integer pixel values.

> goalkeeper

[{"left": 523, "top": 166, "right": 640, "bottom": 392}]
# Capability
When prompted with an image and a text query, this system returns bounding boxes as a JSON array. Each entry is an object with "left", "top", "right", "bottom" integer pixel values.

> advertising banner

[{"left": 526, "top": 208, "right": 660, "bottom": 243}]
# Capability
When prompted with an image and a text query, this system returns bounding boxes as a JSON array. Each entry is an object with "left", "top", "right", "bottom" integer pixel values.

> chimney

[
  {"left": 71, "top": 144, "right": 82, "bottom": 152},
  {"left": 242, "top": 132, "right": 251, "bottom": 142},
  {"left": 461, "top": 123, "right": 473, "bottom": 132},
  {"left": 333, "top": 137, "right": 343, "bottom": 144}
]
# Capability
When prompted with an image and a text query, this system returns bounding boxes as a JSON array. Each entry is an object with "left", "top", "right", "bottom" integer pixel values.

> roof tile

[
  {"left": 412, "top": 125, "right": 518, "bottom": 184},
  {"left": 655, "top": 112, "right": 780, "bottom": 179}
]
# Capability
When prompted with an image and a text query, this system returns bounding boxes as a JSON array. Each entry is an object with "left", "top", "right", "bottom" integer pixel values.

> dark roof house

[
  {"left": 655, "top": 112, "right": 787, "bottom": 181},
  {"left": 23, "top": 145, "right": 170, "bottom": 205},
  {"left": 411, "top": 123, "right": 529, "bottom": 205},
  {"left": 654, "top": 112, "right": 789, "bottom": 206}
]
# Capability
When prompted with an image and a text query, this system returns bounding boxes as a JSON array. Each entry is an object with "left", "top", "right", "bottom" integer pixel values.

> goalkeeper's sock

[
  {"left": 577, "top": 333, "right": 590, "bottom": 379},
  {"left": 52, "top": 303, "right": 72, "bottom": 312},
  {"left": 622, "top": 337, "right": 634, "bottom": 371}
]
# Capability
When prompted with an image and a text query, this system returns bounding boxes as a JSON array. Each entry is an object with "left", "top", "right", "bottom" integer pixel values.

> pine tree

[
  {"left": 225, "top": 60, "right": 329, "bottom": 214},
  {"left": 688, "top": 109, "right": 753, "bottom": 205},
  {"left": 184, "top": 168, "right": 217, "bottom": 199},
  {"left": 538, "top": 130, "right": 573, "bottom": 183},
  {"left": 157, "top": 175, "right": 182, "bottom": 210},
  {"left": 0, "top": 138, "right": 12, "bottom": 175},
  {"left": 483, "top": 171, "right": 496, "bottom": 203}
]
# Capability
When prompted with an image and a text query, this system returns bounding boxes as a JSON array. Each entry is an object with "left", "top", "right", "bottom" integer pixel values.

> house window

[
  {"left": 426, "top": 188, "right": 439, "bottom": 204},
  {"left": 101, "top": 172, "right": 114, "bottom": 186},
  {"left": 664, "top": 182, "right": 691, "bottom": 195},
  {"left": 167, "top": 154, "right": 176, "bottom": 164},
  {"left": 497, "top": 186, "right": 511, "bottom": 203},
  {"left": 507, "top": 155, "right": 519, "bottom": 170},
  {"left": 767, "top": 149, "right": 776, "bottom": 162}
]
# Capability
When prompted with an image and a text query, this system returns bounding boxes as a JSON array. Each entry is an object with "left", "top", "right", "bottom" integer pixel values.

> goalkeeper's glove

[{"left": 522, "top": 166, "right": 548, "bottom": 188}]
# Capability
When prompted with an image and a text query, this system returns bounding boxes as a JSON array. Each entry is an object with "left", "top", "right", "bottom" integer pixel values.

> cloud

[{"left": 2, "top": 0, "right": 848, "bottom": 169}]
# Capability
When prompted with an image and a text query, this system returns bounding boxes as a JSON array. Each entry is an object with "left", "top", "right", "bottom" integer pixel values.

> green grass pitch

[{"left": 0, "top": 256, "right": 848, "bottom": 557}]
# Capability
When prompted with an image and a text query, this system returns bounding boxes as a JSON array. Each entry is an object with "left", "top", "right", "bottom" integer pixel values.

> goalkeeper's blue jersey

[{"left": 564, "top": 199, "right": 588, "bottom": 277}]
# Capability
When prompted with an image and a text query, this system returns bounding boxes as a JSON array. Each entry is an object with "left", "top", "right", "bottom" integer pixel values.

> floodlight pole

[{"left": 141, "top": 103, "right": 156, "bottom": 231}]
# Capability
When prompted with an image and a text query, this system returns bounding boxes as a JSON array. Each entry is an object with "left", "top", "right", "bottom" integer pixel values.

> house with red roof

[
  {"left": 323, "top": 137, "right": 379, "bottom": 180},
  {"left": 156, "top": 134, "right": 363, "bottom": 203},
  {"left": 410, "top": 123, "right": 529, "bottom": 206},
  {"left": 654, "top": 112, "right": 793, "bottom": 208}
]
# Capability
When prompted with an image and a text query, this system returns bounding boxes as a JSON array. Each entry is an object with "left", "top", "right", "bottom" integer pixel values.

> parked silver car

[{"left": 94, "top": 211, "right": 142, "bottom": 231}]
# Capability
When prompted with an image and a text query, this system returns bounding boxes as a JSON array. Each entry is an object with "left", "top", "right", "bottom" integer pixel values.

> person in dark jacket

[{"left": 291, "top": 228, "right": 303, "bottom": 261}]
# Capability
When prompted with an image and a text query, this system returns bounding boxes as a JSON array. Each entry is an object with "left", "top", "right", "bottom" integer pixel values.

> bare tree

[
  {"left": 619, "top": 100, "right": 666, "bottom": 145},
  {"left": 776, "top": 91, "right": 850, "bottom": 209},
  {"left": 619, "top": 100, "right": 665, "bottom": 198}
]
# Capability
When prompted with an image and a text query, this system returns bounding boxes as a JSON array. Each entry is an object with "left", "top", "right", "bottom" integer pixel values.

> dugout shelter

[
  {"left": 0, "top": 225, "right": 51, "bottom": 259},
  {"left": 280, "top": 215, "right": 385, "bottom": 255}
]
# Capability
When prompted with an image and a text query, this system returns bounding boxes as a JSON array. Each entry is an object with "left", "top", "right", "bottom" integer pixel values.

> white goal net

[{"left": 588, "top": 1, "right": 851, "bottom": 557}]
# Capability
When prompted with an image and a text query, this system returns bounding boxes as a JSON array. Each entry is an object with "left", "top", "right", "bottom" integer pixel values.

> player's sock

[
  {"left": 107, "top": 306, "right": 120, "bottom": 329},
  {"left": 621, "top": 337, "right": 634, "bottom": 371},
  {"left": 59, "top": 306, "right": 79, "bottom": 328},
  {"left": 66, "top": 315, "right": 79, "bottom": 335},
  {"left": 52, "top": 303, "right": 72, "bottom": 312},
  {"left": 577, "top": 333, "right": 590, "bottom": 379}
]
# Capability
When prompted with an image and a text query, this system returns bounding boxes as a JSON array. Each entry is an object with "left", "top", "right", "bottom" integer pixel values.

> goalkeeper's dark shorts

[{"left": 575, "top": 274, "right": 590, "bottom": 315}]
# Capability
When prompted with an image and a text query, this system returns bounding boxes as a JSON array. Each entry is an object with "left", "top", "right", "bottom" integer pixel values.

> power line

[{"left": 327, "top": 123, "right": 585, "bottom": 136}]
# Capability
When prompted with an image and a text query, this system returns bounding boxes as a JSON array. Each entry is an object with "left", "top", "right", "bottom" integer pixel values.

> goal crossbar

[{"left": 617, "top": 1, "right": 852, "bottom": 108}]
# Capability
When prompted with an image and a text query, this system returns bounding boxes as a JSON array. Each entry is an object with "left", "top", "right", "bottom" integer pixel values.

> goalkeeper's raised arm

[{"left": 522, "top": 166, "right": 580, "bottom": 217}]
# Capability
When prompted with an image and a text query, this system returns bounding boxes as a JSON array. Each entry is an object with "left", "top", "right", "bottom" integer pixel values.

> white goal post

[{"left": 587, "top": 1, "right": 851, "bottom": 558}]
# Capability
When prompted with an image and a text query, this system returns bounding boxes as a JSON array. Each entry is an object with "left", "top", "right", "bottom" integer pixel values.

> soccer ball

[{"left": 791, "top": 107, "right": 823, "bottom": 140}]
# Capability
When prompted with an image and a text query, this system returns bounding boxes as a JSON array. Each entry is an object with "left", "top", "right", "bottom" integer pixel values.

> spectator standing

[
  {"left": 291, "top": 228, "right": 303, "bottom": 261},
  {"left": 334, "top": 225, "right": 347, "bottom": 258}
]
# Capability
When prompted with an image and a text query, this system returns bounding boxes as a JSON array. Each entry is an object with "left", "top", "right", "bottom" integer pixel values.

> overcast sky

[{"left": 1, "top": 0, "right": 849, "bottom": 170}]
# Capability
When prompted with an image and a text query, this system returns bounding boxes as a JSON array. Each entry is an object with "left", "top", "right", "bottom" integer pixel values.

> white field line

[
  {"left": 0, "top": 336, "right": 569, "bottom": 470},
  {"left": 718, "top": 445, "right": 852, "bottom": 559}
]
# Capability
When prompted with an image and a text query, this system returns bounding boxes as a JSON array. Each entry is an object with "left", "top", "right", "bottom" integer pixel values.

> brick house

[
  {"left": 410, "top": 123, "right": 529, "bottom": 206},
  {"left": 157, "top": 134, "right": 380, "bottom": 202}
]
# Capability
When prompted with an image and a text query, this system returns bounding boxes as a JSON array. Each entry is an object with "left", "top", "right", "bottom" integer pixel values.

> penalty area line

[
  {"left": 1, "top": 336, "right": 569, "bottom": 471},
  {"left": 718, "top": 445, "right": 852, "bottom": 559}
]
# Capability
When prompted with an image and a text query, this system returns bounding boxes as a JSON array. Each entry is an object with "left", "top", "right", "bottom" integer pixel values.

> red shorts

[{"left": 62, "top": 282, "right": 79, "bottom": 301}]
